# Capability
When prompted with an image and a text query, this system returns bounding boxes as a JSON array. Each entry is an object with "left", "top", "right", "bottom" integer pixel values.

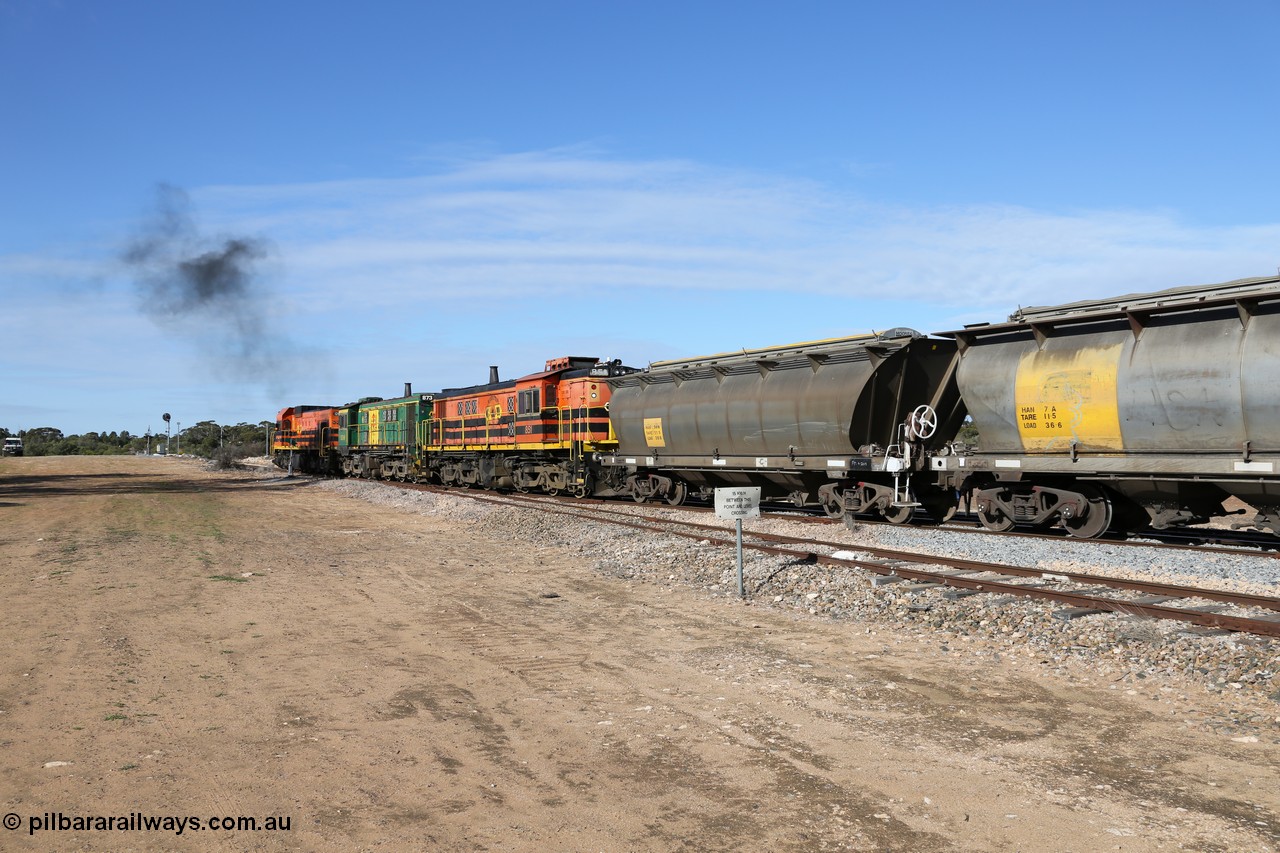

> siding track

[{"left": 399, "top": 482, "right": 1280, "bottom": 639}]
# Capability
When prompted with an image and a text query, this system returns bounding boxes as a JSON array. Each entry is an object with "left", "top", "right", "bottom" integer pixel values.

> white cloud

[{"left": 184, "top": 149, "right": 1279, "bottom": 320}]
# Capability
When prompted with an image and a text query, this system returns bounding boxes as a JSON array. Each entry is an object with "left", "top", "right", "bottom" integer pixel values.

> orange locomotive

[
  {"left": 274, "top": 356, "right": 638, "bottom": 496},
  {"left": 272, "top": 405, "right": 340, "bottom": 473},
  {"left": 424, "top": 357, "right": 635, "bottom": 496}
]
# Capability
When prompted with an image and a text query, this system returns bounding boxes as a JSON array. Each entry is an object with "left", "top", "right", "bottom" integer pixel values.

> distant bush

[
  {"left": 209, "top": 443, "right": 252, "bottom": 470},
  {"left": 954, "top": 416, "right": 980, "bottom": 448}
]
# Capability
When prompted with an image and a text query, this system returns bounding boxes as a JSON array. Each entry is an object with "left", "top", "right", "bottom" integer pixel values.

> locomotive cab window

[{"left": 518, "top": 389, "right": 541, "bottom": 414}]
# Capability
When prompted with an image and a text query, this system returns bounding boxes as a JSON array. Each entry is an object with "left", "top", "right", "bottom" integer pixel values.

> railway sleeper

[
  {"left": 899, "top": 582, "right": 943, "bottom": 592},
  {"left": 1052, "top": 606, "right": 1109, "bottom": 621}
]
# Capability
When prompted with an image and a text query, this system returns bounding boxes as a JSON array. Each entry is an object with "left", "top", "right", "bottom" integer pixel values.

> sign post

[{"left": 714, "top": 487, "right": 761, "bottom": 598}]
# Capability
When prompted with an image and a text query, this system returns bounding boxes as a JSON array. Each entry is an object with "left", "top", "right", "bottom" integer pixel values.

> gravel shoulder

[{"left": 2, "top": 455, "right": 1277, "bottom": 852}]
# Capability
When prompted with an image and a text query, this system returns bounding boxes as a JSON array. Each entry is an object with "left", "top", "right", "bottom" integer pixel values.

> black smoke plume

[{"left": 122, "top": 184, "right": 282, "bottom": 375}]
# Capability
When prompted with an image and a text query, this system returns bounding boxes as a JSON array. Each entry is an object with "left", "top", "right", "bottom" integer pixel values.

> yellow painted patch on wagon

[
  {"left": 643, "top": 417, "right": 666, "bottom": 448},
  {"left": 1014, "top": 343, "right": 1124, "bottom": 451}
]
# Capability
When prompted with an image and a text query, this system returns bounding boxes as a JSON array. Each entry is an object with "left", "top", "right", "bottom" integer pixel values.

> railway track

[
  {"left": 893, "top": 514, "right": 1280, "bottom": 557},
  {"left": 924, "top": 512, "right": 1280, "bottom": 554},
  {"left": 743, "top": 503, "right": 1280, "bottom": 556},
  {"left": 513, "top": 489, "right": 1280, "bottom": 556},
  {"left": 561, "top": 493, "right": 1280, "bottom": 557},
  {"left": 299, "top": 466, "right": 1280, "bottom": 555},
  {"left": 397, "top": 481, "right": 1280, "bottom": 639},
  {"left": 673, "top": 501, "right": 1280, "bottom": 557}
]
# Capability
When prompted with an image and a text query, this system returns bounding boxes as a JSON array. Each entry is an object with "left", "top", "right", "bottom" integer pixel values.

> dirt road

[{"left": 1, "top": 456, "right": 1276, "bottom": 851}]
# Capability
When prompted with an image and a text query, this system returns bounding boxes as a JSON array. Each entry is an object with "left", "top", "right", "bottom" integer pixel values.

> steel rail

[
  {"left": 387, "top": 482, "right": 1280, "bottom": 637},
  {"left": 926, "top": 516, "right": 1280, "bottom": 556},
  {"left": 499, "top": 494, "right": 1280, "bottom": 613},
  {"left": 314, "top": 471, "right": 1280, "bottom": 555},
  {"left": 595, "top": 496, "right": 1280, "bottom": 556}
]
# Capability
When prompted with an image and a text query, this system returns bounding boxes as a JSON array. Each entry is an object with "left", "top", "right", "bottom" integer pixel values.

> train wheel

[
  {"left": 977, "top": 504, "right": 1016, "bottom": 532},
  {"left": 882, "top": 504, "right": 915, "bottom": 525},
  {"left": 918, "top": 489, "right": 958, "bottom": 524},
  {"left": 632, "top": 491, "right": 647, "bottom": 504},
  {"left": 925, "top": 499, "right": 957, "bottom": 524},
  {"left": 665, "top": 483, "right": 687, "bottom": 507},
  {"left": 822, "top": 496, "right": 844, "bottom": 518},
  {"left": 1062, "top": 485, "right": 1113, "bottom": 539}
]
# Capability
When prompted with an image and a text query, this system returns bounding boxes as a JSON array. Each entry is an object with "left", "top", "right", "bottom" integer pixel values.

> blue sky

[{"left": 3, "top": 0, "right": 1279, "bottom": 436}]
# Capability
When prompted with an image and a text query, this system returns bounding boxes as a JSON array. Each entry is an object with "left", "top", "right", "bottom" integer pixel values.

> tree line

[
  {"left": 2, "top": 416, "right": 982, "bottom": 459},
  {"left": 0, "top": 420, "right": 275, "bottom": 459}
]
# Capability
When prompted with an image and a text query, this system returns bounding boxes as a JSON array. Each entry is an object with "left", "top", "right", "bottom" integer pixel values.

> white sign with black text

[
  {"left": 714, "top": 487, "right": 761, "bottom": 520},
  {"left": 714, "top": 487, "right": 760, "bottom": 598}
]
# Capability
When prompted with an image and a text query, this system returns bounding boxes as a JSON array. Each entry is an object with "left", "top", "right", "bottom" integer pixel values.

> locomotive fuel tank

[
  {"left": 603, "top": 330, "right": 962, "bottom": 511},
  {"left": 940, "top": 275, "right": 1280, "bottom": 533}
]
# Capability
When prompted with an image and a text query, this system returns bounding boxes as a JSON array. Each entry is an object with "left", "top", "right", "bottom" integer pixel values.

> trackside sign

[{"left": 714, "top": 487, "right": 761, "bottom": 519}]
